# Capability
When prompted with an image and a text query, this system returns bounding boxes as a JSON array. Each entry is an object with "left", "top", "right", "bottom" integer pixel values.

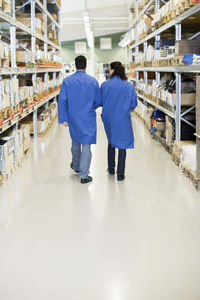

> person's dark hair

[
  {"left": 110, "top": 61, "right": 127, "bottom": 80},
  {"left": 75, "top": 56, "right": 87, "bottom": 70}
]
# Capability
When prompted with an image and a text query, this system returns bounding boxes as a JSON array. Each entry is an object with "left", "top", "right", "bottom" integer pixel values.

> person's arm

[
  {"left": 94, "top": 82, "right": 102, "bottom": 109},
  {"left": 58, "top": 80, "right": 69, "bottom": 127},
  {"left": 131, "top": 86, "right": 138, "bottom": 110}
]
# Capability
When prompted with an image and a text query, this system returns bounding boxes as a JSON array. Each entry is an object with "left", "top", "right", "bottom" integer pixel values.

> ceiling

[{"left": 60, "top": 0, "right": 131, "bottom": 42}]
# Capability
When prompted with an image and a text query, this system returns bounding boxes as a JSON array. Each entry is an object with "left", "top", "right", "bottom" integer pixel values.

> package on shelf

[
  {"left": 19, "top": 86, "right": 29, "bottom": 102},
  {"left": 165, "top": 116, "right": 174, "bottom": 147},
  {"left": 180, "top": 143, "right": 196, "bottom": 172},
  {"left": 167, "top": 93, "right": 196, "bottom": 107},
  {"left": 2, "top": 0, "right": 11, "bottom": 14},
  {"left": 49, "top": 102, "right": 58, "bottom": 119},
  {"left": 20, "top": 123, "right": 31, "bottom": 153},
  {"left": 16, "top": 50, "right": 34, "bottom": 63},
  {"left": 0, "top": 79, "right": 10, "bottom": 109},
  {"left": 138, "top": 15, "right": 152, "bottom": 39},
  {"left": 160, "top": 46, "right": 175, "bottom": 59},
  {"left": 36, "top": 13, "right": 45, "bottom": 35},
  {"left": 0, "top": 41, "right": 9, "bottom": 59},
  {"left": 38, "top": 114, "right": 51, "bottom": 134},
  {"left": 48, "top": 28, "right": 57, "bottom": 41},
  {"left": 17, "top": 16, "right": 42, "bottom": 35},
  {"left": 11, "top": 130, "right": 24, "bottom": 164},
  {"left": 35, "top": 78, "right": 43, "bottom": 94},
  {"left": 36, "top": 49, "right": 45, "bottom": 61},
  {"left": 0, "top": 137, "right": 15, "bottom": 176},
  {"left": 146, "top": 45, "right": 155, "bottom": 62},
  {"left": 175, "top": 40, "right": 200, "bottom": 56},
  {"left": 10, "top": 78, "right": 19, "bottom": 106},
  {"left": 160, "top": 88, "right": 168, "bottom": 102},
  {"left": 173, "top": 140, "right": 195, "bottom": 159}
]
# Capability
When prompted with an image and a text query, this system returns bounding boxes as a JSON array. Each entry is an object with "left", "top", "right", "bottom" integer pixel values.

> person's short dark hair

[
  {"left": 75, "top": 56, "right": 87, "bottom": 70},
  {"left": 110, "top": 61, "right": 127, "bottom": 80}
]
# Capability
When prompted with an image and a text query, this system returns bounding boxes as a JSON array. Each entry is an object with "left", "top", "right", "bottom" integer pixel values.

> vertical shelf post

[
  {"left": 175, "top": 22, "right": 182, "bottom": 140},
  {"left": 196, "top": 76, "right": 200, "bottom": 179}
]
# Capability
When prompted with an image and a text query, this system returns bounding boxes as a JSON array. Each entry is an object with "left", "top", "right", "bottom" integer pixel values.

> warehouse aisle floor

[{"left": 0, "top": 111, "right": 200, "bottom": 300}]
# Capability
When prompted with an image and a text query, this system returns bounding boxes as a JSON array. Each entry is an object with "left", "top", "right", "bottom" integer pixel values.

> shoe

[
  {"left": 117, "top": 175, "right": 125, "bottom": 181},
  {"left": 81, "top": 176, "right": 93, "bottom": 184},
  {"left": 70, "top": 162, "right": 79, "bottom": 173},
  {"left": 107, "top": 168, "right": 115, "bottom": 175}
]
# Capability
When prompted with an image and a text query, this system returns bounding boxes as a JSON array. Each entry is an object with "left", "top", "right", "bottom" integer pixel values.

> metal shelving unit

[
  {"left": 128, "top": 0, "right": 200, "bottom": 184},
  {"left": 0, "top": 0, "right": 62, "bottom": 138},
  {"left": 129, "top": 0, "right": 200, "bottom": 140}
]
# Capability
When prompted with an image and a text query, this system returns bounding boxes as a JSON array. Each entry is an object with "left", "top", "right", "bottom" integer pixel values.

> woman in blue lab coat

[{"left": 101, "top": 61, "right": 138, "bottom": 181}]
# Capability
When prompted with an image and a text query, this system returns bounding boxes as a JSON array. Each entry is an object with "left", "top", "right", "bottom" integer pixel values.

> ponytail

[{"left": 110, "top": 61, "right": 127, "bottom": 81}]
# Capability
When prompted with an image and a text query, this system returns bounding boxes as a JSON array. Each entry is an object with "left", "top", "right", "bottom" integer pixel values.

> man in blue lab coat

[{"left": 58, "top": 56, "right": 100, "bottom": 184}]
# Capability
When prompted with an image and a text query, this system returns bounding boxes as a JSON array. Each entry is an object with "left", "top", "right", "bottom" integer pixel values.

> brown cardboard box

[
  {"left": 2, "top": 0, "right": 11, "bottom": 14},
  {"left": 17, "top": 17, "right": 42, "bottom": 34},
  {"left": 16, "top": 50, "right": 33, "bottom": 63},
  {"left": 175, "top": 40, "right": 200, "bottom": 56}
]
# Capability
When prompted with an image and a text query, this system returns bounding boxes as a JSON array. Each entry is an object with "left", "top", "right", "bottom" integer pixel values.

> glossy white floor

[{"left": 0, "top": 111, "right": 200, "bottom": 300}]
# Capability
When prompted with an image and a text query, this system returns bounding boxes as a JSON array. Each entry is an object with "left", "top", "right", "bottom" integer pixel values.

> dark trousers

[{"left": 108, "top": 144, "right": 126, "bottom": 175}]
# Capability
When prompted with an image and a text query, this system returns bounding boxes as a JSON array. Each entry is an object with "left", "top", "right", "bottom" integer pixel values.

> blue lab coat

[
  {"left": 101, "top": 76, "right": 138, "bottom": 149},
  {"left": 58, "top": 71, "right": 101, "bottom": 144}
]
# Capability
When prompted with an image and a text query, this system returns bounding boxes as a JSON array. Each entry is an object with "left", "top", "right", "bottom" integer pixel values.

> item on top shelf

[{"left": 138, "top": 15, "right": 153, "bottom": 40}]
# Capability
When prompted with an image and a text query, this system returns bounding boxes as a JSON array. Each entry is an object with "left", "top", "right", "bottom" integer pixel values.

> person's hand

[{"left": 62, "top": 122, "right": 68, "bottom": 127}]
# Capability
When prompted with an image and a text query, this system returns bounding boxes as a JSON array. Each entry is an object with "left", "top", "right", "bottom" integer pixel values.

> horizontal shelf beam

[
  {"left": 135, "top": 66, "right": 200, "bottom": 73},
  {"left": 0, "top": 68, "right": 62, "bottom": 75},
  {"left": 0, "top": 10, "right": 60, "bottom": 50},
  {"left": 0, "top": 90, "right": 60, "bottom": 134},
  {"left": 130, "top": 3, "right": 200, "bottom": 49},
  {"left": 35, "top": 0, "right": 61, "bottom": 29},
  {"left": 137, "top": 93, "right": 175, "bottom": 118}
]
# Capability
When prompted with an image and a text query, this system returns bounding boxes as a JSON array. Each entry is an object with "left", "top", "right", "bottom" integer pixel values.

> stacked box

[
  {"left": 0, "top": 137, "right": 15, "bottom": 176},
  {"left": 17, "top": 17, "right": 42, "bottom": 35},
  {"left": 16, "top": 50, "right": 34, "bottom": 63},
  {"left": 49, "top": 102, "right": 58, "bottom": 119},
  {"left": 10, "top": 78, "right": 19, "bottom": 106},
  {"left": 11, "top": 130, "right": 24, "bottom": 164},
  {"left": 20, "top": 123, "right": 31, "bottom": 153},
  {"left": 36, "top": 13, "right": 45, "bottom": 35},
  {"left": 2, "top": 0, "right": 11, "bottom": 14},
  {"left": 165, "top": 116, "right": 174, "bottom": 147},
  {"left": 0, "top": 79, "right": 10, "bottom": 109}
]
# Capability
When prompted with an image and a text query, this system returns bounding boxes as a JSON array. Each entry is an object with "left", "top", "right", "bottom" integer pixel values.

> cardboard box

[
  {"left": 2, "top": 0, "right": 11, "bottom": 14},
  {"left": 20, "top": 123, "right": 31, "bottom": 152},
  {"left": 165, "top": 116, "right": 174, "bottom": 147},
  {"left": 167, "top": 93, "right": 196, "bottom": 107},
  {"left": 175, "top": 40, "right": 200, "bottom": 56},
  {"left": 16, "top": 50, "right": 33, "bottom": 63},
  {"left": 17, "top": 17, "right": 42, "bottom": 34},
  {"left": 0, "top": 137, "right": 15, "bottom": 176}
]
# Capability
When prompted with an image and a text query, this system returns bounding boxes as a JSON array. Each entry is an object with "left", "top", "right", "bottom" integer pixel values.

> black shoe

[
  {"left": 107, "top": 168, "right": 115, "bottom": 175},
  {"left": 81, "top": 176, "right": 93, "bottom": 184},
  {"left": 117, "top": 175, "right": 125, "bottom": 181},
  {"left": 70, "top": 162, "right": 79, "bottom": 173}
]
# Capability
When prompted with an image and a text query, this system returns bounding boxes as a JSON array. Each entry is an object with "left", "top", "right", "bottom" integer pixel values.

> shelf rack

[
  {"left": 128, "top": 0, "right": 200, "bottom": 182},
  {"left": 129, "top": 0, "right": 200, "bottom": 140},
  {"left": 0, "top": 0, "right": 62, "bottom": 138}
]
